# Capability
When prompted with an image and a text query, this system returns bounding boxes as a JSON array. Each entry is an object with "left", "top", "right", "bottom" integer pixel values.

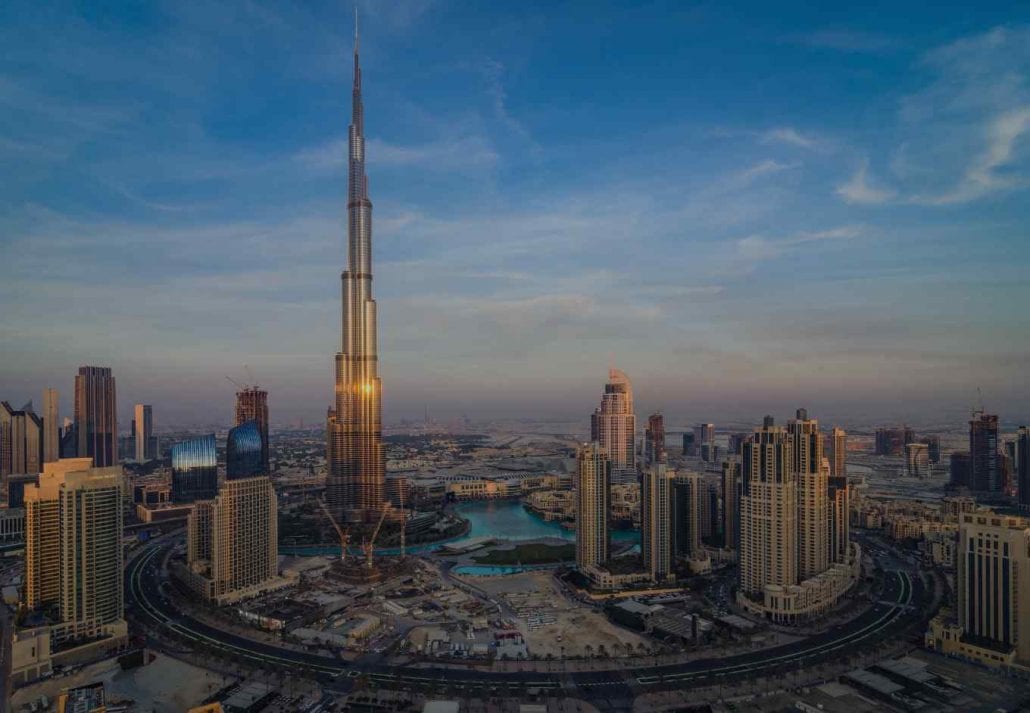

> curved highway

[{"left": 126, "top": 539, "right": 930, "bottom": 705}]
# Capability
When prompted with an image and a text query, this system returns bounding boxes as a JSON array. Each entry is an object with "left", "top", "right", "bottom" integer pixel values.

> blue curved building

[
  {"left": 227, "top": 420, "right": 264, "bottom": 480},
  {"left": 171, "top": 433, "right": 218, "bottom": 502}
]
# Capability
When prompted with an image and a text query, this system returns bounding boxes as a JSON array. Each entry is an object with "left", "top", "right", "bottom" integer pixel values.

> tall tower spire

[{"left": 326, "top": 10, "right": 385, "bottom": 523}]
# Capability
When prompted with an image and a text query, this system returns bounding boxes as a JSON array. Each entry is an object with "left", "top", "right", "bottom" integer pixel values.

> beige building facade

[{"left": 575, "top": 443, "right": 610, "bottom": 571}]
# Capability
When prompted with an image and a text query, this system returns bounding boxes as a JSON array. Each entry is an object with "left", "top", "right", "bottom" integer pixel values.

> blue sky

[{"left": 1, "top": 1, "right": 1028, "bottom": 428}]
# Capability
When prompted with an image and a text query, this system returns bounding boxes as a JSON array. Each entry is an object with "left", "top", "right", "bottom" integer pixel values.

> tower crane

[
  {"left": 363, "top": 507, "right": 389, "bottom": 569},
  {"left": 317, "top": 499, "right": 350, "bottom": 563}
]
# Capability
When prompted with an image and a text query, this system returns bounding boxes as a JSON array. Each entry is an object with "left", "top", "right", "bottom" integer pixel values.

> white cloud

[
  {"left": 836, "top": 161, "right": 896, "bottom": 204},
  {"left": 295, "top": 135, "right": 499, "bottom": 172},
  {"left": 761, "top": 127, "right": 818, "bottom": 149},
  {"left": 733, "top": 159, "right": 799, "bottom": 183}
]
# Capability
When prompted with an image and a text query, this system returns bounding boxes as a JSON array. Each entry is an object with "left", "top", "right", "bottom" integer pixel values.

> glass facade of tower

[
  {"left": 227, "top": 420, "right": 264, "bottom": 480},
  {"left": 171, "top": 434, "right": 218, "bottom": 502}
]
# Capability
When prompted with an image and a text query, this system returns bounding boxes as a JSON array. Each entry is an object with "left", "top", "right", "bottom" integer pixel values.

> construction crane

[
  {"left": 225, "top": 375, "right": 246, "bottom": 390},
  {"left": 317, "top": 499, "right": 350, "bottom": 563},
  {"left": 363, "top": 507, "right": 389, "bottom": 569}
]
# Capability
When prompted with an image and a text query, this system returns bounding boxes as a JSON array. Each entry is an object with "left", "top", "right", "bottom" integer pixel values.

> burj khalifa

[{"left": 326, "top": 19, "right": 385, "bottom": 522}]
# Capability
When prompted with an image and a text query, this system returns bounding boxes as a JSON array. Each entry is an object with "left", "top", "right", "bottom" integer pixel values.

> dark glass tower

[
  {"left": 969, "top": 411, "right": 999, "bottom": 492},
  {"left": 74, "top": 366, "right": 117, "bottom": 467},
  {"left": 234, "top": 387, "right": 269, "bottom": 474},
  {"left": 227, "top": 420, "right": 264, "bottom": 480},
  {"left": 326, "top": 20, "right": 385, "bottom": 522},
  {"left": 171, "top": 434, "right": 218, "bottom": 502}
]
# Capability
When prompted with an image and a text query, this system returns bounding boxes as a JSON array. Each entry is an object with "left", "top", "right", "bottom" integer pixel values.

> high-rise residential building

[
  {"left": 950, "top": 451, "right": 971, "bottom": 488},
  {"left": 133, "top": 404, "right": 155, "bottom": 462},
  {"left": 326, "top": 30, "right": 385, "bottom": 522},
  {"left": 644, "top": 412, "right": 666, "bottom": 466},
  {"left": 185, "top": 476, "right": 278, "bottom": 604},
  {"left": 74, "top": 366, "right": 117, "bottom": 468},
  {"left": 694, "top": 423, "right": 716, "bottom": 462},
  {"left": 2, "top": 401, "right": 43, "bottom": 476},
  {"left": 575, "top": 443, "right": 610, "bottom": 571},
  {"left": 829, "top": 427, "right": 846, "bottom": 477},
  {"left": 1018, "top": 427, "right": 1029, "bottom": 511},
  {"left": 227, "top": 420, "right": 264, "bottom": 479},
  {"left": 739, "top": 416, "right": 796, "bottom": 600},
  {"left": 789, "top": 408, "right": 827, "bottom": 581},
  {"left": 590, "top": 369, "right": 636, "bottom": 483},
  {"left": 24, "top": 458, "right": 125, "bottom": 645},
  {"left": 827, "top": 476, "right": 850, "bottom": 564},
  {"left": 170, "top": 434, "right": 218, "bottom": 502},
  {"left": 234, "top": 387, "right": 269, "bottom": 474},
  {"left": 721, "top": 457, "right": 741, "bottom": 552},
  {"left": 956, "top": 512, "right": 1030, "bottom": 664},
  {"left": 43, "top": 389, "right": 59, "bottom": 464},
  {"left": 672, "top": 471, "right": 702, "bottom": 560},
  {"left": 906, "top": 442, "right": 930, "bottom": 478},
  {"left": 642, "top": 463, "right": 674, "bottom": 582},
  {"left": 969, "top": 410, "right": 1000, "bottom": 492}
]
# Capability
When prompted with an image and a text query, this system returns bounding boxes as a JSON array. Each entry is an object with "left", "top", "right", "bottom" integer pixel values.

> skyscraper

[
  {"left": 695, "top": 423, "right": 716, "bottom": 462},
  {"left": 829, "top": 427, "right": 846, "bottom": 477},
  {"left": 575, "top": 443, "right": 610, "bottom": 571},
  {"left": 0, "top": 401, "right": 10, "bottom": 476},
  {"left": 74, "top": 366, "right": 117, "bottom": 468},
  {"left": 133, "top": 404, "right": 155, "bottom": 463},
  {"left": 642, "top": 463, "right": 674, "bottom": 582},
  {"left": 644, "top": 411, "right": 666, "bottom": 466},
  {"left": 185, "top": 476, "right": 278, "bottom": 603},
  {"left": 969, "top": 410, "right": 1000, "bottom": 492},
  {"left": 227, "top": 420, "right": 264, "bottom": 479},
  {"left": 24, "top": 458, "right": 125, "bottom": 645},
  {"left": 906, "top": 442, "right": 930, "bottom": 478},
  {"left": 326, "top": 25, "right": 385, "bottom": 522},
  {"left": 739, "top": 416, "right": 797, "bottom": 599},
  {"left": 590, "top": 369, "right": 636, "bottom": 484},
  {"left": 42, "top": 388, "right": 59, "bottom": 464},
  {"left": 1018, "top": 427, "right": 1029, "bottom": 511},
  {"left": 721, "top": 457, "right": 741, "bottom": 552},
  {"left": 234, "top": 387, "right": 269, "bottom": 474},
  {"left": 672, "top": 471, "right": 702, "bottom": 560},
  {"left": 950, "top": 451, "right": 971, "bottom": 488},
  {"left": 789, "top": 408, "right": 827, "bottom": 581},
  {"left": 170, "top": 434, "right": 218, "bottom": 502},
  {"left": 827, "top": 475, "right": 850, "bottom": 564},
  {"left": 2, "top": 401, "right": 43, "bottom": 476},
  {"left": 956, "top": 512, "right": 1030, "bottom": 664}
]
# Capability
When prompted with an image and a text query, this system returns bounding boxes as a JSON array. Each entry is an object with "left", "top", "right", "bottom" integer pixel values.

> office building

[
  {"left": 59, "top": 418, "right": 77, "bottom": 459},
  {"left": 642, "top": 463, "right": 675, "bottom": 582},
  {"left": 950, "top": 451, "right": 971, "bottom": 489},
  {"left": 133, "top": 404, "right": 156, "bottom": 462},
  {"left": 828, "top": 476, "right": 850, "bottom": 564},
  {"left": 234, "top": 387, "right": 269, "bottom": 474},
  {"left": 721, "top": 457, "right": 741, "bottom": 552},
  {"left": 43, "top": 388, "right": 59, "bottom": 464},
  {"left": 956, "top": 512, "right": 1030, "bottom": 664},
  {"left": 170, "top": 434, "right": 218, "bottom": 502},
  {"left": 74, "top": 366, "right": 117, "bottom": 468},
  {"left": 590, "top": 369, "right": 636, "bottom": 483},
  {"left": 227, "top": 420, "right": 264, "bottom": 479},
  {"left": 575, "top": 443, "right": 610, "bottom": 570},
  {"left": 695, "top": 423, "right": 715, "bottom": 462},
  {"left": 682, "top": 431, "right": 695, "bottom": 457},
  {"left": 185, "top": 476, "right": 278, "bottom": 604},
  {"left": 1, "top": 401, "right": 43, "bottom": 477},
  {"left": 829, "top": 427, "right": 846, "bottom": 477},
  {"left": 739, "top": 416, "right": 796, "bottom": 598},
  {"left": 24, "top": 458, "right": 125, "bottom": 644},
  {"left": 790, "top": 408, "right": 827, "bottom": 581},
  {"left": 672, "top": 471, "right": 702, "bottom": 560},
  {"left": 644, "top": 412, "right": 666, "bottom": 466},
  {"left": 906, "top": 442, "right": 930, "bottom": 478},
  {"left": 921, "top": 435, "right": 941, "bottom": 464},
  {"left": 727, "top": 432, "right": 747, "bottom": 457},
  {"left": 1018, "top": 427, "right": 1029, "bottom": 511},
  {"left": 875, "top": 426, "right": 915, "bottom": 456},
  {"left": 326, "top": 30, "right": 386, "bottom": 522},
  {"left": 969, "top": 411, "right": 1000, "bottom": 492}
]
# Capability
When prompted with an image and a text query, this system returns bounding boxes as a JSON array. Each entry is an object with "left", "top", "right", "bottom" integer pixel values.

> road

[{"left": 126, "top": 539, "right": 933, "bottom": 710}]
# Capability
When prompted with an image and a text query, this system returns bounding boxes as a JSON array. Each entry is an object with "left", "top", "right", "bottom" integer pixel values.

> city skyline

[{"left": 1, "top": 2, "right": 1028, "bottom": 427}]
